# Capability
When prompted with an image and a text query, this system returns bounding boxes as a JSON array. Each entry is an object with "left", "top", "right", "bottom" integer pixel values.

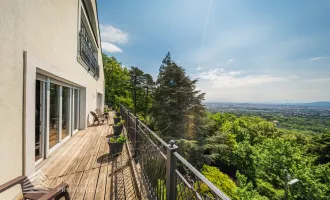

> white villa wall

[
  {"left": 0, "top": 1, "right": 25, "bottom": 199},
  {"left": 24, "top": 0, "right": 104, "bottom": 118},
  {"left": 0, "top": 0, "right": 104, "bottom": 199}
]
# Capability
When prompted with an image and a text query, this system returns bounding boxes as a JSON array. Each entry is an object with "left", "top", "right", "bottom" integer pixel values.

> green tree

[
  {"left": 103, "top": 54, "right": 132, "bottom": 109},
  {"left": 152, "top": 52, "right": 205, "bottom": 139},
  {"left": 203, "top": 131, "right": 236, "bottom": 172},
  {"left": 143, "top": 73, "right": 155, "bottom": 118},
  {"left": 129, "top": 66, "right": 146, "bottom": 114},
  {"left": 236, "top": 172, "right": 269, "bottom": 200},
  {"left": 311, "top": 132, "right": 330, "bottom": 164}
]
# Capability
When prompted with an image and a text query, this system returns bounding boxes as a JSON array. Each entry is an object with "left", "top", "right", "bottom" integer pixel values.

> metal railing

[
  {"left": 120, "top": 105, "right": 231, "bottom": 200},
  {"left": 79, "top": 23, "right": 99, "bottom": 78}
]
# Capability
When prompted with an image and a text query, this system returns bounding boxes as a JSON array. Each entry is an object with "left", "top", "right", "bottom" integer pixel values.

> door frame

[
  {"left": 36, "top": 76, "right": 82, "bottom": 160},
  {"left": 72, "top": 88, "right": 80, "bottom": 135},
  {"left": 24, "top": 54, "right": 88, "bottom": 176}
]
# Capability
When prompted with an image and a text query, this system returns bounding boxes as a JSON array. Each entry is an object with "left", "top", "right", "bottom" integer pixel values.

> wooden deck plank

[
  {"left": 104, "top": 158, "right": 113, "bottom": 200},
  {"left": 64, "top": 127, "right": 101, "bottom": 176},
  {"left": 123, "top": 166, "right": 137, "bottom": 200},
  {"left": 93, "top": 166, "right": 107, "bottom": 200},
  {"left": 68, "top": 171, "right": 84, "bottom": 199},
  {"left": 46, "top": 128, "right": 94, "bottom": 178},
  {"left": 115, "top": 155, "right": 126, "bottom": 200},
  {"left": 40, "top": 128, "right": 92, "bottom": 178},
  {"left": 83, "top": 168, "right": 99, "bottom": 200},
  {"left": 35, "top": 113, "right": 140, "bottom": 200},
  {"left": 37, "top": 128, "right": 88, "bottom": 171},
  {"left": 73, "top": 170, "right": 93, "bottom": 200}
]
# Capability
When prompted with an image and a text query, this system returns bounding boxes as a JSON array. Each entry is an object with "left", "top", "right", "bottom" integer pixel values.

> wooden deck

[{"left": 36, "top": 115, "right": 140, "bottom": 200}]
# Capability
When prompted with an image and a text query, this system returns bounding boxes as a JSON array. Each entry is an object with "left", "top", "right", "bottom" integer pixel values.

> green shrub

[
  {"left": 109, "top": 134, "right": 127, "bottom": 143},
  {"left": 115, "top": 120, "right": 126, "bottom": 126},
  {"left": 256, "top": 179, "right": 283, "bottom": 200},
  {"left": 201, "top": 165, "right": 239, "bottom": 200}
]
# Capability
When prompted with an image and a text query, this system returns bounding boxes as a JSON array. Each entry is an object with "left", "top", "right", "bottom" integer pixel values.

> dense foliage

[
  {"left": 103, "top": 54, "right": 154, "bottom": 122},
  {"left": 182, "top": 112, "right": 330, "bottom": 199},
  {"left": 103, "top": 53, "right": 330, "bottom": 199}
]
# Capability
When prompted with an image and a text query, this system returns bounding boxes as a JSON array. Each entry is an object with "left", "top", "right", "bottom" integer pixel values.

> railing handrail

[
  {"left": 138, "top": 119, "right": 169, "bottom": 148},
  {"left": 174, "top": 152, "right": 231, "bottom": 200},
  {"left": 119, "top": 104, "right": 231, "bottom": 200}
]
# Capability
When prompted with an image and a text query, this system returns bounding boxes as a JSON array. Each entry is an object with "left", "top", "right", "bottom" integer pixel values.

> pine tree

[
  {"left": 129, "top": 67, "right": 145, "bottom": 114},
  {"left": 152, "top": 52, "right": 205, "bottom": 139}
]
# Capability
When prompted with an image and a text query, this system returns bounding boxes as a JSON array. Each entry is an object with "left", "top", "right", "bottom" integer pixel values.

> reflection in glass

[
  {"left": 49, "top": 83, "right": 59, "bottom": 149},
  {"left": 62, "top": 87, "right": 70, "bottom": 139},
  {"left": 35, "top": 80, "right": 42, "bottom": 161}
]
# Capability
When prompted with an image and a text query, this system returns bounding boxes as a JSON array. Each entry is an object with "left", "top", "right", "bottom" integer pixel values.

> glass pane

[
  {"left": 74, "top": 89, "right": 79, "bottom": 130},
  {"left": 62, "top": 87, "right": 70, "bottom": 139},
  {"left": 49, "top": 83, "right": 59, "bottom": 149},
  {"left": 35, "top": 80, "right": 42, "bottom": 161}
]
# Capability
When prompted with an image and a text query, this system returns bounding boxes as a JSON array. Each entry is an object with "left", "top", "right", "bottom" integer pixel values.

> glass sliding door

[
  {"left": 62, "top": 86, "right": 70, "bottom": 139},
  {"left": 73, "top": 89, "right": 80, "bottom": 131},
  {"left": 49, "top": 83, "right": 60, "bottom": 149},
  {"left": 36, "top": 75, "right": 83, "bottom": 159}
]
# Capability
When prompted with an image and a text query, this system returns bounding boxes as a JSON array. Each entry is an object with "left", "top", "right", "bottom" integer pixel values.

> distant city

[{"left": 205, "top": 102, "right": 330, "bottom": 118}]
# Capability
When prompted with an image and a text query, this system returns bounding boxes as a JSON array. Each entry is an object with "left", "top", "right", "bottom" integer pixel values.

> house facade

[{"left": 0, "top": 0, "right": 104, "bottom": 198}]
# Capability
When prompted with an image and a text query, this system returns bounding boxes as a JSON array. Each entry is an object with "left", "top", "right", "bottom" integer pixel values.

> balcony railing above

[
  {"left": 79, "top": 27, "right": 99, "bottom": 78},
  {"left": 120, "top": 104, "right": 231, "bottom": 200}
]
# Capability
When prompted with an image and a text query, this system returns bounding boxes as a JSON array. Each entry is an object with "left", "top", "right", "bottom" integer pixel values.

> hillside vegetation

[{"left": 103, "top": 53, "right": 330, "bottom": 199}]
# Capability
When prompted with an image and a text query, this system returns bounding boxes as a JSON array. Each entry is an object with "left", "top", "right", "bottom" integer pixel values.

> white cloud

[
  {"left": 101, "top": 42, "right": 123, "bottom": 53},
  {"left": 196, "top": 67, "right": 203, "bottom": 71},
  {"left": 309, "top": 57, "right": 327, "bottom": 61},
  {"left": 100, "top": 25, "right": 128, "bottom": 44},
  {"left": 195, "top": 68, "right": 293, "bottom": 89},
  {"left": 100, "top": 24, "right": 128, "bottom": 53}
]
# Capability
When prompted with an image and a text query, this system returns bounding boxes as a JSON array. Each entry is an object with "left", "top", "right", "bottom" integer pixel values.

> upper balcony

[{"left": 35, "top": 106, "right": 230, "bottom": 199}]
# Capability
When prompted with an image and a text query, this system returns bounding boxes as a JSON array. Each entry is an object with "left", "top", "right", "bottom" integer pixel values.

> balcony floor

[{"left": 36, "top": 115, "right": 139, "bottom": 200}]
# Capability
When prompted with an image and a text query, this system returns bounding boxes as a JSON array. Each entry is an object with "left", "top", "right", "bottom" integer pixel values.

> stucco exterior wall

[
  {"left": 25, "top": 0, "right": 104, "bottom": 117},
  {"left": 0, "top": 1, "right": 25, "bottom": 199},
  {"left": 0, "top": 0, "right": 104, "bottom": 199}
]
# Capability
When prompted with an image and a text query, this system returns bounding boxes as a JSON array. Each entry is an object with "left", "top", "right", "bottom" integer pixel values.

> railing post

[
  {"left": 166, "top": 140, "right": 178, "bottom": 199},
  {"left": 134, "top": 117, "right": 139, "bottom": 157}
]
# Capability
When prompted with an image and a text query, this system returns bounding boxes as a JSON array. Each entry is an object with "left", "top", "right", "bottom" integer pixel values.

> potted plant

[
  {"left": 108, "top": 134, "right": 127, "bottom": 156},
  {"left": 113, "top": 116, "right": 121, "bottom": 125},
  {"left": 113, "top": 120, "right": 125, "bottom": 136},
  {"left": 115, "top": 108, "right": 121, "bottom": 117}
]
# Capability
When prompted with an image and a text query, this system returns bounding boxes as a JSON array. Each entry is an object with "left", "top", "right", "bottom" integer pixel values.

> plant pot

[
  {"left": 113, "top": 117, "right": 121, "bottom": 125},
  {"left": 116, "top": 112, "right": 121, "bottom": 117},
  {"left": 113, "top": 125, "right": 123, "bottom": 136},
  {"left": 107, "top": 140, "right": 124, "bottom": 156}
]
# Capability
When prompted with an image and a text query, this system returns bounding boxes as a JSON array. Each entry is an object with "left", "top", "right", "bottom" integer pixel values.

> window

[{"left": 79, "top": 7, "right": 99, "bottom": 78}]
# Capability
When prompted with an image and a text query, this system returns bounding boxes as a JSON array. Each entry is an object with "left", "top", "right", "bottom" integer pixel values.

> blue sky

[{"left": 97, "top": 0, "right": 330, "bottom": 103}]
